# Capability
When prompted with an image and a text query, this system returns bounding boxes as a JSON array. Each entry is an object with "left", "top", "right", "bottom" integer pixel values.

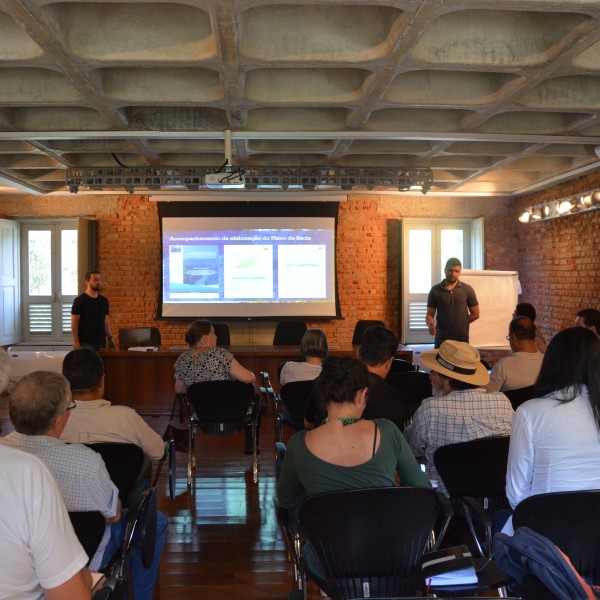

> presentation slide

[{"left": 161, "top": 216, "right": 337, "bottom": 318}]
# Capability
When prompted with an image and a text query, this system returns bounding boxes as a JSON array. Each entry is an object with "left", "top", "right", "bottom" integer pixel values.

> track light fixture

[
  {"left": 66, "top": 166, "right": 434, "bottom": 194},
  {"left": 518, "top": 188, "right": 600, "bottom": 223}
]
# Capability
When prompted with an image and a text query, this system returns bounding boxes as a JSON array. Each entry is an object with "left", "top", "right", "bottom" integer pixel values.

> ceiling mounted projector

[{"left": 204, "top": 172, "right": 245, "bottom": 189}]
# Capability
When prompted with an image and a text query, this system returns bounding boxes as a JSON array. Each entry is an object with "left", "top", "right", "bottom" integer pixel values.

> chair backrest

[
  {"left": 351, "top": 320, "right": 385, "bottom": 345},
  {"left": 273, "top": 321, "right": 307, "bottom": 345},
  {"left": 279, "top": 380, "right": 315, "bottom": 432},
  {"left": 118, "top": 327, "right": 161, "bottom": 349},
  {"left": 299, "top": 487, "right": 440, "bottom": 599},
  {"left": 69, "top": 511, "right": 106, "bottom": 563},
  {"left": 388, "top": 358, "right": 417, "bottom": 373},
  {"left": 513, "top": 490, "right": 600, "bottom": 584},
  {"left": 212, "top": 323, "right": 231, "bottom": 346},
  {"left": 504, "top": 385, "right": 537, "bottom": 410},
  {"left": 385, "top": 370, "right": 432, "bottom": 418},
  {"left": 434, "top": 436, "right": 510, "bottom": 511},
  {"left": 187, "top": 380, "right": 255, "bottom": 435},
  {"left": 85, "top": 443, "right": 146, "bottom": 505}
]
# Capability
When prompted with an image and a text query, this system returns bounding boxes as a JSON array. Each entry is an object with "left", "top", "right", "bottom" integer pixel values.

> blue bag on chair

[{"left": 493, "top": 527, "right": 600, "bottom": 600}]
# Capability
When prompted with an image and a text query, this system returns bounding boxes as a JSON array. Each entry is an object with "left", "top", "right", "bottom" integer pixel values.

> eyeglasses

[
  {"left": 66, "top": 400, "right": 76, "bottom": 411},
  {"left": 505, "top": 335, "right": 511, "bottom": 341}
]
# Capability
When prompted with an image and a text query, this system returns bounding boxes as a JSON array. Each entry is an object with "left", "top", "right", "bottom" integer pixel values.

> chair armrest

[
  {"left": 462, "top": 496, "right": 493, "bottom": 531},
  {"left": 462, "top": 496, "right": 493, "bottom": 557},
  {"left": 433, "top": 491, "right": 454, "bottom": 549}
]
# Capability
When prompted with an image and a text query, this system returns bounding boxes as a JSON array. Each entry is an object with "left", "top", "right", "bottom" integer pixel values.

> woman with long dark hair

[{"left": 506, "top": 326, "right": 600, "bottom": 510}]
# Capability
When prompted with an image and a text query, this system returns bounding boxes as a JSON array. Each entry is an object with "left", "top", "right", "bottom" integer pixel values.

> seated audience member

[
  {"left": 60, "top": 348, "right": 164, "bottom": 460},
  {"left": 486, "top": 317, "right": 544, "bottom": 392},
  {"left": 574, "top": 307, "right": 600, "bottom": 337},
  {"left": 404, "top": 341, "right": 513, "bottom": 492},
  {"left": 514, "top": 302, "right": 547, "bottom": 353},
  {"left": 279, "top": 328, "right": 328, "bottom": 386},
  {"left": 358, "top": 325, "right": 410, "bottom": 430},
  {"left": 0, "top": 444, "right": 91, "bottom": 599},
  {"left": 303, "top": 325, "right": 408, "bottom": 430},
  {"left": 174, "top": 319, "right": 257, "bottom": 453},
  {"left": 504, "top": 327, "right": 600, "bottom": 532},
  {"left": 0, "top": 371, "right": 167, "bottom": 599},
  {"left": 277, "top": 356, "right": 429, "bottom": 512}
]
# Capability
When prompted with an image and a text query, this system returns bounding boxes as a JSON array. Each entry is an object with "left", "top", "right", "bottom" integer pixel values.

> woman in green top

[{"left": 277, "top": 355, "right": 429, "bottom": 510}]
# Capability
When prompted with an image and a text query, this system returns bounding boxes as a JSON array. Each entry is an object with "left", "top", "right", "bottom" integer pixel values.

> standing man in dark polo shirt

[
  {"left": 71, "top": 270, "right": 115, "bottom": 351},
  {"left": 426, "top": 257, "right": 479, "bottom": 349}
]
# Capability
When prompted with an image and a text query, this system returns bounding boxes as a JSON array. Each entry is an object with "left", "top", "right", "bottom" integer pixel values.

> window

[
  {"left": 20, "top": 221, "right": 78, "bottom": 342},
  {"left": 400, "top": 219, "right": 483, "bottom": 344}
]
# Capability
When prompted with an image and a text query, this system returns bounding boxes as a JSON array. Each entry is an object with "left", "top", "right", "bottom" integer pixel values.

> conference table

[{"left": 100, "top": 345, "right": 413, "bottom": 415}]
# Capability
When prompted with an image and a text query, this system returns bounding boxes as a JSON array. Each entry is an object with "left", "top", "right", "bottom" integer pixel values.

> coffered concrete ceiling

[{"left": 2, "top": 0, "right": 600, "bottom": 196}]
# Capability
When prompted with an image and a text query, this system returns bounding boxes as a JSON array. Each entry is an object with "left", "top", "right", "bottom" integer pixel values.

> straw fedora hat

[{"left": 420, "top": 340, "right": 490, "bottom": 386}]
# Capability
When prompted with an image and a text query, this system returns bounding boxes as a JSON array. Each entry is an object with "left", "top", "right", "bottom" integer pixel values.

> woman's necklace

[{"left": 323, "top": 417, "right": 363, "bottom": 426}]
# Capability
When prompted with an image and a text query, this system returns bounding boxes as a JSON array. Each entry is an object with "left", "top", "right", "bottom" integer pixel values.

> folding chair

[
  {"left": 69, "top": 511, "right": 106, "bottom": 564},
  {"left": 275, "top": 380, "right": 314, "bottom": 442},
  {"left": 434, "top": 436, "right": 511, "bottom": 557},
  {"left": 273, "top": 321, "right": 308, "bottom": 345},
  {"left": 504, "top": 385, "right": 537, "bottom": 410},
  {"left": 185, "top": 380, "right": 259, "bottom": 485},
  {"left": 118, "top": 327, "right": 161, "bottom": 350},
  {"left": 85, "top": 442, "right": 146, "bottom": 506},
  {"left": 299, "top": 487, "right": 442, "bottom": 599},
  {"left": 351, "top": 320, "right": 385, "bottom": 345},
  {"left": 513, "top": 490, "right": 600, "bottom": 585}
]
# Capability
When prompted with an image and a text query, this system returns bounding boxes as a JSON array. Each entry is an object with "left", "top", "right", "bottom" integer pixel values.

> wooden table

[{"left": 100, "top": 345, "right": 413, "bottom": 415}]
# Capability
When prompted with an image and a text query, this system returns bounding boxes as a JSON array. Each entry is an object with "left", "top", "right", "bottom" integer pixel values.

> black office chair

[
  {"left": 434, "top": 436, "right": 511, "bottom": 558},
  {"left": 85, "top": 443, "right": 146, "bottom": 507},
  {"left": 299, "top": 487, "right": 442, "bottom": 599},
  {"left": 385, "top": 370, "right": 432, "bottom": 425},
  {"left": 212, "top": 322, "right": 231, "bottom": 346},
  {"left": 186, "top": 380, "right": 259, "bottom": 485},
  {"left": 69, "top": 511, "right": 106, "bottom": 564},
  {"left": 118, "top": 327, "right": 161, "bottom": 350},
  {"left": 504, "top": 385, "right": 537, "bottom": 411},
  {"left": 273, "top": 321, "right": 307, "bottom": 345},
  {"left": 275, "top": 380, "right": 314, "bottom": 442},
  {"left": 512, "top": 490, "right": 600, "bottom": 584},
  {"left": 351, "top": 320, "right": 385, "bottom": 345}
]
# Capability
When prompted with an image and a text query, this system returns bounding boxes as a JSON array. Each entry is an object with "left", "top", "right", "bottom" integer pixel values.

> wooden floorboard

[
  {"left": 152, "top": 412, "right": 325, "bottom": 599},
  {"left": 1, "top": 395, "right": 322, "bottom": 600}
]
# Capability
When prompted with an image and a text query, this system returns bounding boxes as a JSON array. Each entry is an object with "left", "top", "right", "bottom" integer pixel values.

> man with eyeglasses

[
  {"left": 0, "top": 371, "right": 167, "bottom": 599},
  {"left": 0, "top": 371, "right": 120, "bottom": 572},
  {"left": 486, "top": 317, "right": 544, "bottom": 392}
]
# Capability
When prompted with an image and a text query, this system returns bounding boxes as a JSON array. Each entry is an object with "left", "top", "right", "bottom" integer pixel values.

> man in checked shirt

[{"left": 404, "top": 340, "right": 513, "bottom": 494}]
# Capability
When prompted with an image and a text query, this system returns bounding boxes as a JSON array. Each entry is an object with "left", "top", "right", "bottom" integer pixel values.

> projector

[{"left": 204, "top": 172, "right": 245, "bottom": 189}]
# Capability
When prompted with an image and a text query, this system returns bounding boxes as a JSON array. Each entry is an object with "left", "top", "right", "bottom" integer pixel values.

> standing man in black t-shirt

[
  {"left": 426, "top": 257, "right": 479, "bottom": 349},
  {"left": 71, "top": 271, "right": 115, "bottom": 351}
]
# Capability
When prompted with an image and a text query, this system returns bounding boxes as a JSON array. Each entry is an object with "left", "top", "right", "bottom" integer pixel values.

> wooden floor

[
  {"left": 0, "top": 395, "right": 321, "bottom": 599},
  {"left": 151, "top": 412, "right": 323, "bottom": 600}
]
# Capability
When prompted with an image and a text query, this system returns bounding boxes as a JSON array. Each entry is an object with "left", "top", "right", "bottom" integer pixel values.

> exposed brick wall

[
  {"left": 5, "top": 180, "right": 598, "bottom": 349},
  {"left": 512, "top": 172, "right": 600, "bottom": 343}
]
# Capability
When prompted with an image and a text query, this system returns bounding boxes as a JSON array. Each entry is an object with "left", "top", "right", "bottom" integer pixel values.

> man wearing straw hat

[{"left": 404, "top": 340, "right": 513, "bottom": 493}]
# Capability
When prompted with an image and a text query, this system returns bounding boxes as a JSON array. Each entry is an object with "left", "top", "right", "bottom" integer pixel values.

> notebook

[{"left": 421, "top": 545, "right": 478, "bottom": 586}]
